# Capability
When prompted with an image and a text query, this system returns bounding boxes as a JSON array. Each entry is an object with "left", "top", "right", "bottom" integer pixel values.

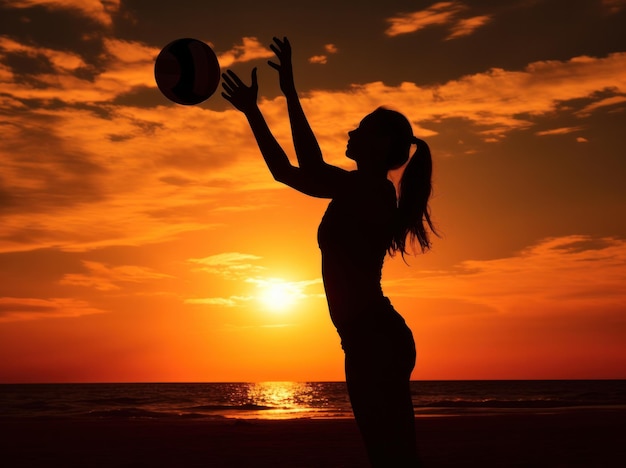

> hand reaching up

[
  {"left": 221, "top": 68, "right": 258, "bottom": 114},
  {"left": 268, "top": 37, "right": 296, "bottom": 96}
]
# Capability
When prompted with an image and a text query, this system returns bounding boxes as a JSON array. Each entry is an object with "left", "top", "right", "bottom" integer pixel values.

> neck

[{"left": 356, "top": 161, "right": 387, "bottom": 179}]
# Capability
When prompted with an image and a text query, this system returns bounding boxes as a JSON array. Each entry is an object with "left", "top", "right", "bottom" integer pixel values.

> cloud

[
  {"left": 308, "top": 43, "right": 339, "bottom": 65},
  {"left": 0, "top": 297, "right": 104, "bottom": 322},
  {"left": 385, "top": 1, "right": 491, "bottom": 39},
  {"left": 185, "top": 296, "right": 254, "bottom": 307},
  {"left": 576, "top": 95, "right": 626, "bottom": 116},
  {"left": 0, "top": 36, "right": 159, "bottom": 104},
  {"left": 535, "top": 126, "right": 584, "bottom": 136},
  {"left": 387, "top": 235, "right": 626, "bottom": 316},
  {"left": 301, "top": 52, "right": 626, "bottom": 141},
  {"left": 0, "top": 36, "right": 88, "bottom": 73},
  {"left": 0, "top": 101, "right": 262, "bottom": 252},
  {"left": 188, "top": 252, "right": 265, "bottom": 279},
  {"left": 385, "top": 2, "right": 465, "bottom": 36},
  {"left": 2, "top": 0, "right": 121, "bottom": 26},
  {"left": 309, "top": 55, "right": 328, "bottom": 65},
  {"left": 447, "top": 15, "right": 492, "bottom": 39},
  {"left": 246, "top": 277, "right": 322, "bottom": 288},
  {"left": 60, "top": 261, "right": 172, "bottom": 291},
  {"left": 217, "top": 37, "right": 274, "bottom": 68},
  {"left": 246, "top": 277, "right": 322, "bottom": 298},
  {"left": 101, "top": 38, "right": 160, "bottom": 89}
]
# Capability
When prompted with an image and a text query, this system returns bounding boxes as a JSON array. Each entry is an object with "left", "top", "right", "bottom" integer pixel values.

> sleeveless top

[{"left": 317, "top": 171, "right": 397, "bottom": 333}]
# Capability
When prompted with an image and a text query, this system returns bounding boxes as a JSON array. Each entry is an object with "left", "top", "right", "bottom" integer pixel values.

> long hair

[
  {"left": 392, "top": 137, "right": 437, "bottom": 255},
  {"left": 367, "top": 108, "right": 437, "bottom": 256}
]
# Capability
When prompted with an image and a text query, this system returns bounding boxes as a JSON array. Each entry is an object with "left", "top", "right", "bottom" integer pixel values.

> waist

[{"left": 329, "top": 296, "right": 404, "bottom": 335}]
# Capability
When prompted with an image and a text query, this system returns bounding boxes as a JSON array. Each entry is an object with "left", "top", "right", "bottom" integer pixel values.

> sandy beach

[{"left": 2, "top": 409, "right": 625, "bottom": 467}]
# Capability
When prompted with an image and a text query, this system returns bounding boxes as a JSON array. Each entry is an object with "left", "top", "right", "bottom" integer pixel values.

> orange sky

[{"left": 0, "top": 0, "right": 625, "bottom": 382}]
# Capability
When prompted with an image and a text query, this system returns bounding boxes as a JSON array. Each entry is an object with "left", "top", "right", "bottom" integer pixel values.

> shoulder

[
  {"left": 350, "top": 172, "right": 396, "bottom": 202},
  {"left": 340, "top": 172, "right": 397, "bottom": 221}
]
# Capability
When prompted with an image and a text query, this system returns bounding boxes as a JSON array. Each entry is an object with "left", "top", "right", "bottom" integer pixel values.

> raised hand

[
  {"left": 268, "top": 36, "right": 296, "bottom": 96},
  {"left": 221, "top": 68, "right": 258, "bottom": 114}
]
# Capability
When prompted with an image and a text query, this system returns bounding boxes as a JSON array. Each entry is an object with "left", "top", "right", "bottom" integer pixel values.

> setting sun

[{"left": 255, "top": 278, "right": 302, "bottom": 312}]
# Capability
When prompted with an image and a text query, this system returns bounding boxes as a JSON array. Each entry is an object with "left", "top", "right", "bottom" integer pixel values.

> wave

[
  {"left": 81, "top": 397, "right": 152, "bottom": 406},
  {"left": 417, "top": 397, "right": 624, "bottom": 409},
  {"left": 84, "top": 408, "right": 218, "bottom": 420},
  {"left": 187, "top": 403, "right": 276, "bottom": 412},
  {"left": 83, "top": 403, "right": 282, "bottom": 420}
]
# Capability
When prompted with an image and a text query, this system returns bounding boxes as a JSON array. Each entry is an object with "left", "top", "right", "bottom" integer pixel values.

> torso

[{"left": 317, "top": 171, "right": 397, "bottom": 331}]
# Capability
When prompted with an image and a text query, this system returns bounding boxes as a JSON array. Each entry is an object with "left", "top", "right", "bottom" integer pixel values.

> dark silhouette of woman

[{"left": 222, "top": 37, "right": 435, "bottom": 467}]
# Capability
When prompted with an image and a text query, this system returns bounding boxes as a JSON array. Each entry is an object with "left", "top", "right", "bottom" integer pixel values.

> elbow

[
  {"left": 268, "top": 163, "right": 292, "bottom": 185},
  {"left": 272, "top": 169, "right": 290, "bottom": 185}
]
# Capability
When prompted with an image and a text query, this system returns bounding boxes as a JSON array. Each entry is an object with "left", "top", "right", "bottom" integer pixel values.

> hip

[{"left": 337, "top": 297, "right": 415, "bottom": 355}]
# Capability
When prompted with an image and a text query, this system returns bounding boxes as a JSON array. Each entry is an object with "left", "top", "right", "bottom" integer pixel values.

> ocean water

[{"left": 1, "top": 380, "right": 624, "bottom": 421}]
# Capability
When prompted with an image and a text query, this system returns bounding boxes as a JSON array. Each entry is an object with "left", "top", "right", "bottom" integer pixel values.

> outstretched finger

[
  {"left": 250, "top": 67, "right": 258, "bottom": 87},
  {"left": 274, "top": 36, "right": 290, "bottom": 54},
  {"left": 221, "top": 92, "right": 234, "bottom": 104},
  {"left": 267, "top": 60, "right": 279, "bottom": 71},
  {"left": 221, "top": 72, "right": 237, "bottom": 90},
  {"left": 221, "top": 81, "right": 234, "bottom": 95},
  {"left": 226, "top": 69, "right": 246, "bottom": 87}
]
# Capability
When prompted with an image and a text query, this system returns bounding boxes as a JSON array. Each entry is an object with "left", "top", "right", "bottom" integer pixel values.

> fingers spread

[
  {"left": 226, "top": 69, "right": 245, "bottom": 86},
  {"left": 221, "top": 72, "right": 236, "bottom": 89},
  {"left": 221, "top": 81, "right": 233, "bottom": 94}
]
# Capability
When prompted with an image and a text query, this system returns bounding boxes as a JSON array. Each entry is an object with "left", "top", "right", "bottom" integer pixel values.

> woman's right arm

[
  {"left": 269, "top": 37, "right": 347, "bottom": 191},
  {"left": 221, "top": 69, "right": 338, "bottom": 198}
]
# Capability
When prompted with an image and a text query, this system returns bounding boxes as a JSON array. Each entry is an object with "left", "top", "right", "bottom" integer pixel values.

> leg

[{"left": 343, "top": 317, "right": 420, "bottom": 467}]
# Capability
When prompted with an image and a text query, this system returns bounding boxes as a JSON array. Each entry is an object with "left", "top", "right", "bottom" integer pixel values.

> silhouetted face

[{"left": 346, "top": 114, "right": 384, "bottom": 162}]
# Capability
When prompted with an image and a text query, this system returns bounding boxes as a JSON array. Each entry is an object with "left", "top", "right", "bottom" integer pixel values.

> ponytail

[{"left": 390, "top": 137, "right": 437, "bottom": 256}]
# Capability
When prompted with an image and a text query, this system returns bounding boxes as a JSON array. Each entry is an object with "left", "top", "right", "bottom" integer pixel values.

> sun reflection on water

[{"left": 244, "top": 381, "right": 320, "bottom": 419}]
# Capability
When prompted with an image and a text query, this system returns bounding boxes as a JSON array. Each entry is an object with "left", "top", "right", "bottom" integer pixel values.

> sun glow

[{"left": 255, "top": 278, "right": 302, "bottom": 312}]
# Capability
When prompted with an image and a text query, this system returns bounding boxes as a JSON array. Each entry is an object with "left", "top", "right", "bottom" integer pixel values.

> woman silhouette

[{"left": 222, "top": 37, "right": 435, "bottom": 467}]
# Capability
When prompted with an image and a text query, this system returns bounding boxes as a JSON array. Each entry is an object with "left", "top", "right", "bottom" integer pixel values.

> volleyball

[{"left": 154, "top": 38, "right": 221, "bottom": 105}]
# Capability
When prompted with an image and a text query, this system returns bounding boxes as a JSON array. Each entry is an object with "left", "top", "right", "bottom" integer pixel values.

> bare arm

[
  {"left": 269, "top": 37, "right": 322, "bottom": 169},
  {"left": 268, "top": 37, "right": 348, "bottom": 190},
  {"left": 221, "top": 69, "right": 340, "bottom": 198}
]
